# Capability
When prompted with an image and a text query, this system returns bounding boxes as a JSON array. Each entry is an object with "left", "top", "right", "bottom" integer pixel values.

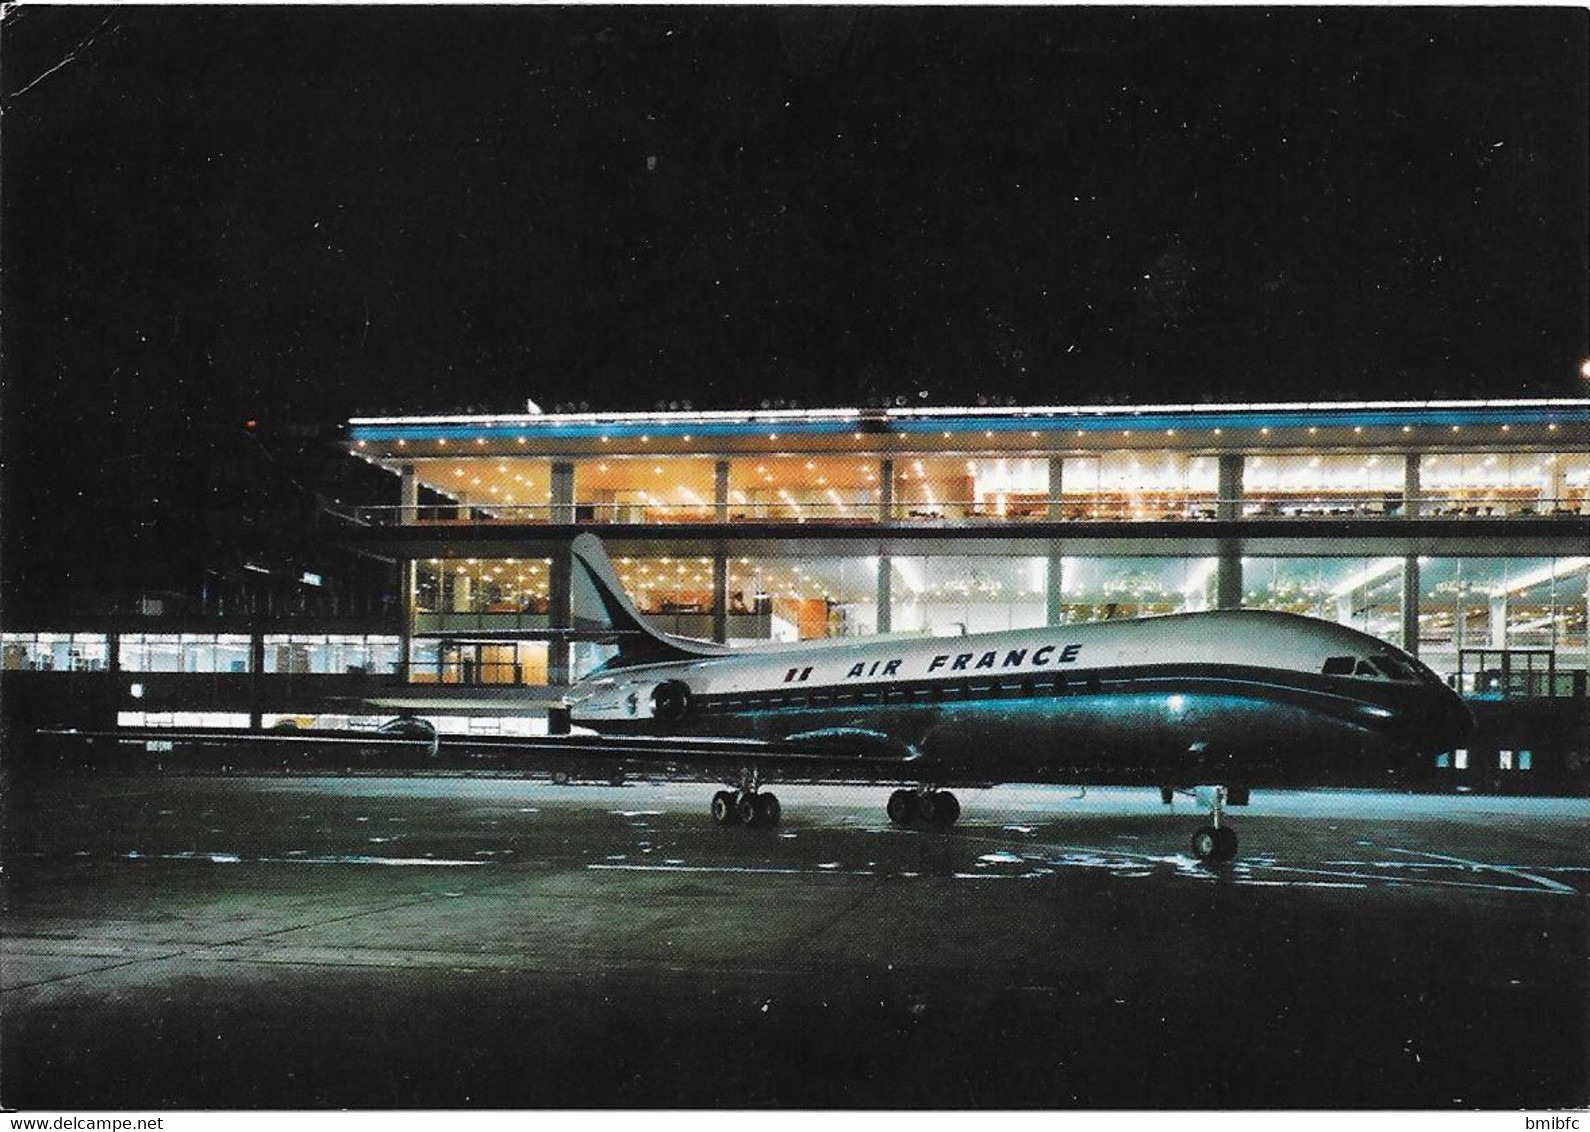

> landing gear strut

[
  {"left": 1189, "top": 785, "right": 1239, "bottom": 863},
  {"left": 886, "top": 787, "right": 960, "bottom": 828},
  {"left": 710, "top": 770, "right": 780, "bottom": 828}
]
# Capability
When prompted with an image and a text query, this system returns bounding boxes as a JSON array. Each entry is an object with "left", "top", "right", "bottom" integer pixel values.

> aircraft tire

[
  {"left": 711, "top": 790, "right": 738, "bottom": 826},
  {"left": 755, "top": 792, "right": 781, "bottom": 828},
  {"left": 886, "top": 789, "right": 919, "bottom": 825},
  {"left": 736, "top": 792, "right": 762, "bottom": 827},
  {"left": 1190, "top": 825, "right": 1219, "bottom": 861},
  {"left": 1213, "top": 826, "right": 1239, "bottom": 861},
  {"left": 930, "top": 791, "right": 960, "bottom": 827}
]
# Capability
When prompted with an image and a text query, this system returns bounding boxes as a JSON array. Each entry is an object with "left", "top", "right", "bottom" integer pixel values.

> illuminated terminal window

[
  {"left": 1053, "top": 556, "right": 1218, "bottom": 621},
  {"left": 729, "top": 456, "right": 878, "bottom": 521},
  {"left": 1243, "top": 454, "right": 1405, "bottom": 518},
  {"left": 116, "top": 711, "right": 252, "bottom": 729},
  {"left": 1416, "top": 557, "right": 1588, "bottom": 684},
  {"left": 891, "top": 556, "right": 1048, "bottom": 634},
  {"left": 892, "top": 457, "right": 1051, "bottom": 521},
  {"left": 415, "top": 558, "right": 553, "bottom": 616},
  {"left": 576, "top": 457, "right": 716, "bottom": 523},
  {"left": 2, "top": 632, "right": 109, "bottom": 671},
  {"left": 405, "top": 457, "right": 553, "bottom": 521},
  {"left": 1421, "top": 452, "right": 1590, "bottom": 517},
  {"left": 613, "top": 555, "right": 717, "bottom": 616},
  {"left": 1060, "top": 454, "right": 1217, "bottom": 521},
  {"left": 1244, "top": 557, "right": 1406, "bottom": 643},
  {"left": 406, "top": 640, "right": 548, "bottom": 686},
  {"left": 261, "top": 634, "right": 401, "bottom": 675},
  {"left": 119, "top": 633, "right": 252, "bottom": 673},
  {"left": 729, "top": 557, "right": 878, "bottom": 641}
]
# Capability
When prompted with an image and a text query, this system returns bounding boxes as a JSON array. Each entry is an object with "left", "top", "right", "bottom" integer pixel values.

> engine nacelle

[{"left": 649, "top": 679, "right": 692, "bottom": 723}]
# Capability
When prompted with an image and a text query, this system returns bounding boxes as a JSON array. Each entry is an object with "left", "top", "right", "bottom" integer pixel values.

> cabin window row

[{"left": 703, "top": 672, "right": 1108, "bottom": 713}]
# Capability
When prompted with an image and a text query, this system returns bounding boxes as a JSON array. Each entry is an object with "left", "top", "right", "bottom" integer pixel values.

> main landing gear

[
  {"left": 1188, "top": 785, "right": 1239, "bottom": 863},
  {"left": 710, "top": 770, "right": 781, "bottom": 828},
  {"left": 886, "top": 787, "right": 961, "bottom": 828}
]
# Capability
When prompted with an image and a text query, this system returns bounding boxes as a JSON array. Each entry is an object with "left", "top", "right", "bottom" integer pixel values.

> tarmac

[{"left": 3, "top": 772, "right": 1586, "bottom": 1109}]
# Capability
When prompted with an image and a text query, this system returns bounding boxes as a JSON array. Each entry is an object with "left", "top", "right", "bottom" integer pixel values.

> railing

[{"left": 347, "top": 495, "right": 1588, "bottom": 527}]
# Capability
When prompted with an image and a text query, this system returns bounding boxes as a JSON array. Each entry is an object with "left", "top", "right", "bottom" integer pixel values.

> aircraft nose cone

[{"left": 1428, "top": 686, "right": 1475, "bottom": 751}]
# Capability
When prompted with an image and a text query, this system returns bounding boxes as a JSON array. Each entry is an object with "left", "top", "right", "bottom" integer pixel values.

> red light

[{"left": 244, "top": 419, "right": 258, "bottom": 430}]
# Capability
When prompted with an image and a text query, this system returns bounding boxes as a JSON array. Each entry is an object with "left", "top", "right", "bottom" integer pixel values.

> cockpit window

[
  {"left": 1324, "top": 653, "right": 1422, "bottom": 681},
  {"left": 1368, "top": 654, "right": 1416, "bottom": 681}
]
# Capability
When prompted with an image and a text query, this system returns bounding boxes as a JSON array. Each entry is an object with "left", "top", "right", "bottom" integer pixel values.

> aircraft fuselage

[{"left": 569, "top": 610, "right": 1472, "bottom": 789}]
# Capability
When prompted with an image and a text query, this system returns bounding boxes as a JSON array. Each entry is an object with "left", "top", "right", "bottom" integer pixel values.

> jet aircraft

[{"left": 566, "top": 534, "right": 1473, "bottom": 861}]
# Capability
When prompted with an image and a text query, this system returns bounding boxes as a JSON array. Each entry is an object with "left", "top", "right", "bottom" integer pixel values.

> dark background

[{"left": 2, "top": 6, "right": 1586, "bottom": 612}]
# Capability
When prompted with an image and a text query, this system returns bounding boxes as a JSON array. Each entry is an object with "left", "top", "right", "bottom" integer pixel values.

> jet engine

[{"left": 649, "top": 679, "right": 692, "bottom": 723}]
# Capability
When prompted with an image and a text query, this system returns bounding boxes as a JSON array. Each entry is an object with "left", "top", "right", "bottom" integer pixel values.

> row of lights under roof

[{"left": 359, "top": 419, "right": 1565, "bottom": 452}]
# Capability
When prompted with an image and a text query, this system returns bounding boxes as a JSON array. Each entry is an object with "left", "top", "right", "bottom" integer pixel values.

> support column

[
  {"left": 876, "top": 552, "right": 892, "bottom": 634},
  {"left": 1336, "top": 594, "right": 1356, "bottom": 627},
  {"left": 248, "top": 632, "right": 265, "bottom": 730},
  {"left": 550, "top": 461, "right": 575, "bottom": 525},
  {"left": 1046, "top": 544, "right": 1066, "bottom": 626},
  {"left": 1216, "top": 454, "right": 1244, "bottom": 521},
  {"left": 879, "top": 459, "right": 894, "bottom": 522},
  {"left": 1489, "top": 593, "right": 1508, "bottom": 649},
  {"left": 548, "top": 546, "right": 572, "bottom": 687},
  {"left": 400, "top": 464, "right": 419, "bottom": 524},
  {"left": 399, "top": 466, "right": 418, "bottom": 682},
  {"left": 1404, "top": 453, "right": 1423, "bottom": 518},
  {"left": 1047, "top": 457, "right": 1065, "bottom": 520},
  {"left": 1215, "top": 537, "right": 1243, "bottom": 610},
  {"left": 714, "top": 460, "right": 730, "bottom": 524},
  {"left": 1401, "top": 556, "right": 1421, "bottom": 655},
  {"left": 1549, "top": 456, "right": 1568, "bottom": 514},
  {"left": 712, "top": 543, "right": 729, "bottom": 643}
]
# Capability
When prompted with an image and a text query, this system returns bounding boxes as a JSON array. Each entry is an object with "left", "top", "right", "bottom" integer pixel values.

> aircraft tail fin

[{"left": 569, "top": 534, "right": 727, "bottom": 667}]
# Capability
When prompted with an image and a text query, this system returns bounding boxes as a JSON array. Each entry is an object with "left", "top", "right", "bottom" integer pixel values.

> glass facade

[
  {"left": 1060, "top": 454, "right": 1218, "bottom": 521},
  {"left": 415, "top": 558, "right": 553, "bottom": 616},
  {"left": 406, "top": 639, "right": 549, "bottom": 685},
  {"left": 1244, "top": 454, "right": 1405, "bottom": 518},
  {"left": 119, "top": 633, "right": 253, "bottom": 673},
  {"left": 261, "top": 634, "right": 401, "bottom": 675},
  {"left": 728, "top": 457, "right": 877, "bottom": 521},
  {"left": 733, "top": 556, "right": 879, "bottom": 640},
  {"left": 1420, "top": 452, "right": 1589, "bottom": 516},
  {"left": 576, "top": 457, "right": 717, "bottom": 523},
  {"left": 2, "top": 632, "right": 110, "bottom": 671},
  {"left": 890, "top": 555, "right": 1047, "bottom": 633}
]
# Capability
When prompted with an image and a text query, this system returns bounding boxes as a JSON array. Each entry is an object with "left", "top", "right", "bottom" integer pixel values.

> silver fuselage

[{"left": 569, "top": 610, "right": 1472, "bottom": 787}]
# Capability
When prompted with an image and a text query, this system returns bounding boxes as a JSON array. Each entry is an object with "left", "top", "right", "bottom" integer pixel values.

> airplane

[{"left": 565, "top": 533, "right": 1474, "bottom": 861}]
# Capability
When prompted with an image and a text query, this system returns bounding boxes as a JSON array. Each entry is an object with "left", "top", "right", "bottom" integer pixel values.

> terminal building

[
  {"left": 7, "top": 397, "right": 1587, "bottom": 782},
  {"left": 339, "top": 398, "right": 1588, "bottom": 698}
]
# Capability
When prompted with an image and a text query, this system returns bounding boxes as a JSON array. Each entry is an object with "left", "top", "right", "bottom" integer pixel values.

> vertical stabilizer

[{"left": 569, "top": 534, "right": 727, "bottom": 667}]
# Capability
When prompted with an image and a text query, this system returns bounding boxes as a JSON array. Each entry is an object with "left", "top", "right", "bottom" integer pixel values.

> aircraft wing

[{"left": 35, "top": 725, "right": 926, "bottom": 784}]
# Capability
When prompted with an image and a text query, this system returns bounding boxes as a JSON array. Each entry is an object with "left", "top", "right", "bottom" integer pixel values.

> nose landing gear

[
  {"left": 886, "top": 787, "right": 960, "bottom": 828},
  {"left": 1189, "top": 785, "right": 1239, "bottom": 863}
]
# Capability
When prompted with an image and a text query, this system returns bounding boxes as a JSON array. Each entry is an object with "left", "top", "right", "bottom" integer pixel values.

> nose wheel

[
  {"left": 1188, "top": 785, "right": 1239, "bottom": 862},
  {"left": 1190, "top": 824, "right": 1238, "bottom": 862}
]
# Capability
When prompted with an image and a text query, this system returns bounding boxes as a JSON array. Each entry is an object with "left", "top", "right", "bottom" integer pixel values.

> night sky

[{"left": 2, "top": 6, "right": 1586, "bottom": 609}]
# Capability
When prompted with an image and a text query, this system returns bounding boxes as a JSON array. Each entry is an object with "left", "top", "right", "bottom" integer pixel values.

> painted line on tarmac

[
  {"left": 589, "top": 863, "right": 846, "bottom": 876},
  {"left": 121, "top": 850, "right": 491, "bottom": 867},
  {"left": 1382, "top": 848, "right": 1580, "bottom": 895}
]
